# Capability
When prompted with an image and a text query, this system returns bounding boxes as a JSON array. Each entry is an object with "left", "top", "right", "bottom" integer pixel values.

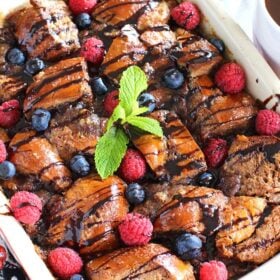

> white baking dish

[{"left": 0, "top": 0, "right": 279, "bottom": 279}]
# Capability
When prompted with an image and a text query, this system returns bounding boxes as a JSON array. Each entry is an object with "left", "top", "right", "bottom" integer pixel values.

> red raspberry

[
  {"left": 171, "top": 2, "right": 201, "bottom": 30},
  {"left": 215, "top": 63, "right": 246, "bottom": 94},
  {"left": 256, "top": 109, "right": 280, "bottom": 135},
  {"left": 118, "top": 213, "right": 153, "bottom": 246},
  {"left": 69, "top": 0, "right": 97, "bottom": 15},
  {"left": 48, "top": 247, "right": 83, "bottom": 279},
  {"left": 119, "top": 149, "right": 147, "bottom": 183},
  {"left": 10, "top": 191, "right": 42, "bottom": 225},
  {"left": 200, "top": 260, "right": 228, "bottom": 280},
  {"left": 0, "top": 99, "right": 21, "bottom": 128},
  {"left": 0, "top": 140, "right": 7, "bottom": 163},
  {"left": 80, "top": 37, "right": 105, "bottom": 65},
  {"left": 0, "top": 246, "right": 7, "bottom": 270},
  {"left": 204, "top": 138, "right": 228, "bottom": 168},
  {"left": 104, "top": 90, "right": 119, "bottom": 115}
]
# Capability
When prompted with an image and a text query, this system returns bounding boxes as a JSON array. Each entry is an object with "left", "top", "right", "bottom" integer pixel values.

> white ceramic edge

[{"left": 0, "top": 0, "right": 279, "bottom": 279}]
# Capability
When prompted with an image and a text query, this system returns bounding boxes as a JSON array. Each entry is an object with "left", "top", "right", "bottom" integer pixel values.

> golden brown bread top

[
  {"left": 8, "top": 0, "right": 80, "bottom": 61},
  {"left": 9, "top": 130, "right": 72, "bottom": 192},
  {"left": 217, "top": 206, "right": 280, "bottom": 264},
  {"left": 132, "top": 110, "right": 207, "bottom": 183},
  {"left": 220, "top": 135, "right": 280, "bottom": 203},
  {"left": 24, "top": 57, "right": 92, "bottom": 115},
  {"left": 86, "top": 243, "right": 195, "bottom": 280},
  {"left": 185, "top": 76, "right": 258, "bottom": 141},
  {"left": 45, "top": 174, "right": 129, "bottom": 256}
]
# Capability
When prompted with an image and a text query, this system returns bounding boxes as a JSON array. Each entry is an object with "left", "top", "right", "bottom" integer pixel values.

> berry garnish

[
  {"left": 71, "top": 275, "right": 84, "bottom": 280},
  {"left": 69, "top": 0, "right": 97, "bottom": 14},
  {"left": 48, "top": 248, "right": 83, "bottom": 279},
  {"left": 163, "top": 68, "right": 185, "bottom": 89},
  {"left": 70, "top": 155, "right": 91, "bottom": 177},
  {"left": 209, "top": 38, "right": 225, "bottom": 53},
  {"left": 215, "top": 62, "right": 246, "bottom": 94},
  {"left": 25, "top": 58, "right": 45, "bottom": 75},
  {"left": 104, "top": 90, "right": 119, "bottom": 115},
  {"left": 10, "top": 191, "right": 42, "bottom": 225},
  {"left": 174, "top": 233, "right": 202, "bottom": 260},
  {"left": 0, "top": 140, "right": 7, "bottom": 164},
  {"left": 200, "top": 260, "right": 228, "bottom": 280},
  {"left": 75, "top": 13, "right": 92, "bottom": 29},
  {"left": 0, "top": 161, "right": 16, "bottom": 180},
  {"left": 81, "top": 37, "right": 105, "bottom": 65},
  {"left": 119, "top": 149, "right": 147, "bottom": 183},
  {"left": 255, "top": 109, "right": 280, "bottom": 135},
  {"left": 204, "top": 138, "right": 228, "bottom": 168},
  {"left": 118, "top": 213, "right": 153, "bottom": 246},
  {"left": 0, "top": 246, "right": 7, "bottom": 270},
  {"left": 125, "top": 183, "right": 146, "bottom": 205},
  {"left": 171, "top": 2, "right": 201, "bottom": 30},
  {"left": 0, "top": 99, "right": 21, "bottom": 128},
  {"left": 6, "top": 48, "right": 25, "bottom": 65},
  {"left": 90, "top": 77, "right": 108, "bottom": 96},
  {"left": 138, "top": 93, "right": 156, "bottom": 113},
  {"left": 197, "top": 171, "right": 217, "bottom": 187},
  {"left": 31, "top": 109, "right": 51, "bottom": 132}
]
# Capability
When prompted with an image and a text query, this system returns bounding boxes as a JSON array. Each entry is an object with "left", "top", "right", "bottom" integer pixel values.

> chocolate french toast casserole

[{"left": 0, "top": 0, "right": 279, "bottom": 279}]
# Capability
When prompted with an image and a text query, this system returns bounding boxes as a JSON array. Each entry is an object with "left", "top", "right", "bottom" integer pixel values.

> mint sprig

[{"left": 94, "top": 66, "right": 163, "bottom": 179}]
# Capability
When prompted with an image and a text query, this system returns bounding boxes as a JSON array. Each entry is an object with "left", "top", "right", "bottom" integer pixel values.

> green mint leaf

[
  {"left": 130, "top": 106, "right": 149, "bottom": 117},
  {"left": 126, "top": 116, "right": 163, "bottom": 137},
  {"left": 95, "top": 126, "right": 129, "bottom": 179},
  {"left": 119, "top": 66, "right": 148, "bottom": 115},
  {"left": 107, "top": 104, "right": 126, "bottom": 130}
]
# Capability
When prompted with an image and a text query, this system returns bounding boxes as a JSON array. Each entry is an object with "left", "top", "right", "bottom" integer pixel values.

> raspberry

[
  {"left": 0, "top": 246, "right": 7, "bottom": 270},
  {"left": 256, "top": 109, "right": 280, "bottom": 135},
  {"left": 118, "top": 213, "right": 153, "bottom": 246},
  {"left": 0, "top": 99, "right": 21, "bottom": 128},
  {"left": 119, "top": 149, "right": 147, "bottom": 183},
  {"left": 0, "top": 140, "right": 7, "bottom": 163},
  {"left": 104, "top": 90, "right": 119, "bottom": 115},
  {"left": 10, "top": 191, "right": 42, "bottom": 225},
  {"left": 204, "top": 138, "right": 228, "bottom": 168},
  {"left": 69, "top": 0, "right": 97, "bottom": 15},
  {"left": 80, "top": 37, "right": 105, "bottom": 65},
  {"left": 215, "top": 63, "right": 246, "bottom": 94},
  {"left": 200, "top": 260, "right": 228, "bottom": 280},
  {"left": 171, "top": 2, "right": 201, "bottom": 30},
  {"left": 48, "top": 248, "right": 83, "bottom": 279}
]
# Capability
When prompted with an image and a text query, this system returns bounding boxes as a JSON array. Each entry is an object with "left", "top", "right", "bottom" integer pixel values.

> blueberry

[
  {"left": 31, "top": 109, "right": 51, "bottom": 132},
  {"left": 125, "top": 183, "right": 146, "bottom": 205},
  {"left": 75, "top": 13, "right": 92, "bottom": 30},
  {"left": 209, "top": 38, "right": 225, "bottom": 53},
  {"left": 90, "top": 77, "right": 108, "bottom": 96},
  {"left": 163, "top": 68, "right": 184, "bottom": 89},
  {"left": 70, "top": 155, "right": 90, "bottom": 177},
  {"left": 25, "top": 58, "right": 45, "bottom": 75},
  {"left": 70, "top": 274, "right": 84, "bottom": 280},
  {"left": 174, "top": 233, "right": 202, "bottom": 260},
  {"left": 138, "top": 93, "right": 156, "bottom": 113},
  {"left": 197, "top": 171, "right": 217, "bottom": 187},
  {"left": 0, "top": 161, "right": 16, "bottom": 180},
  {"left": 6, "top": 48, "right": 25, "bottom": 65}
]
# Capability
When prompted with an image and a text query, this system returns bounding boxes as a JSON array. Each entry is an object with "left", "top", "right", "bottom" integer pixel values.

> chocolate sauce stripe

[
  {"left": 81, "top": 229, "right": 115, "bottom": 247},
  {"left": 10, "top": 134, "right": 38, "bottom": 150},
  {"left": 228, "top": 142, "right": 280, "bottom": 164},
  {"left": 25, "top": 78, "right": 83, "bottom": 112},
  {"left": 120, "top": 251, "right": 170, "bottom": 280},
  {"left": 193, "top": 104, "right": 254, "bottom": 130},
  {"left": 181, "top": 35, "right": 201, "bottom": 47},
  {"left": 38, "top": 161, "right": 65, "bottom": 178},
  {"left": 156, "top": 192, "right": 217, "bottom": 219},
  {"left": 28, "top": 64, "right": 82, "bottom": 96},
  {"left": 128, "top": 265, "right": 162, "bottom": 279},
  {"left": 90, "top": 248, "right": 132, "bottom": 273},
  {"left": 94, "top": 0, "right": 149, "bottom": 17}
]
